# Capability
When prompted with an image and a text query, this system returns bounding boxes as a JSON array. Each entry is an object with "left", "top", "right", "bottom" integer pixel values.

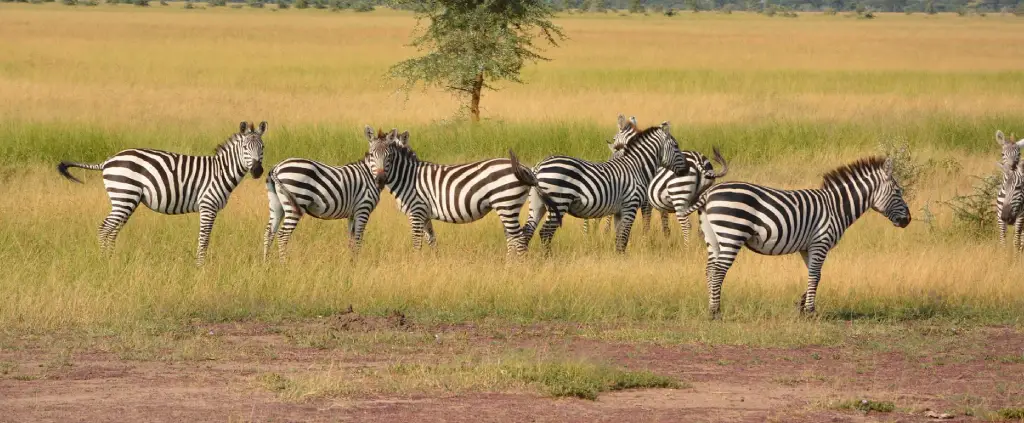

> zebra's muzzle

[
  {"left": 1000, "top": 207, "right": 1016, "bottom": 225},
  {"left": 895, "top": 215, "right": 911, "bottom": 228},
  {"left": 251, "top": 162, "right": 264, "bottom": 179},
  {"left": 374, "top": 170, "right": 387, "bottom": 189}
]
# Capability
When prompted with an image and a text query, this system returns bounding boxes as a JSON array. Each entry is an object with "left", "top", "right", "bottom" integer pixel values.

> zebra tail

[
  {"left": 509, "top": 149, "right": 559, "bottom": 213},
  {"left": 682, "top": 189, "right": 711, "bottom": 217},
  {"left": 710, "top": 146, "right": 729, "bottom": 179},
  {"left": 57, "top": 161, "right": 103, "bottom": 184},
  {"left": 269, "top": 170, "right": 301, "bottom": 214}
]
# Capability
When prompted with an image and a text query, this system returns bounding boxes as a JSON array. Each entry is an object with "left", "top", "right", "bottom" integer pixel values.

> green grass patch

[
  {"left": 999, "top": 408, "right": 1024, "bottom": 420},
  {"left": 831, "top": 398, "right": 896, "bottom": 413}
]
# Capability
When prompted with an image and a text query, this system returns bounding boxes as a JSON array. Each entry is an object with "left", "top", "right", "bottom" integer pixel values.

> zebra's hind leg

[
  {"left": 275, "top": 210, "right": 302, "bottom": 263},
  {"left": 700, "top": 214, "right": 736, "bottom": 319},
  {"left": 661, "top": 211, "right": 672, "bottom": 238},
  {"left": 799, "top": 247, "right": 829, "bottom": 315},
  {"left": 195, "top": 207, "right": 219, "bottom": 267},
  {"left": 97, "top": 199, "right": 139, "bottom": 256},
  {"left": 496, "top": 208, "right": 528, "bottom": 257},
  {"left": 640, "top": 201, "right": 653, "bottom": 235},
  {"left": 264, "top": 198, "right": 285, "bottom": 262},
  {"left": 538, "top": 211, "right": 565, "bottom": 256},
  {"left": 602, "top": 215, "right": 613, "bottom": 234}
]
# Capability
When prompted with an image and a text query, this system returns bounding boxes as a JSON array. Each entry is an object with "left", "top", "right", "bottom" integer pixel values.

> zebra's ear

[
  {"left": 629, "top": 116, "right": 638, "bottom": 127},
  {"left": 1015, "top": 137, "right": 1024, "bottom": 148},
  {"left": 660, "top": 121, "right": 671, "bottom": 136},
  {"left": 997, "top": 130, "right": 1007, "bottom": 145},
  {"left": 883, "top": 157, "right": 894, "bottom": 175},
  {"left": 617, "top": 114, "right": 629, "bottom": 131},
  {"left": 257, "top": 121, "right": 268, "bottom": 135},
  {"left": 397, "top": 131, "right": 410, "bottom": 147},
  {"left": 240, "top": 121, "right": 249, "bottom": 134},
  {"left": 364, "top": 125, "right": 375, "bottom": 143}
]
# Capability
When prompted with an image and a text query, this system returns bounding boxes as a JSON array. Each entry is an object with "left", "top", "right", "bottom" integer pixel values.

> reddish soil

[{"left": 1, "top": 318, "right": 1022, "bottom": 423}]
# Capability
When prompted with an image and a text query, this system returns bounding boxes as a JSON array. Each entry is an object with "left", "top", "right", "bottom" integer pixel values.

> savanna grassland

[{"left": 1, "top": 4, "right": 1024, "bottom": 422}]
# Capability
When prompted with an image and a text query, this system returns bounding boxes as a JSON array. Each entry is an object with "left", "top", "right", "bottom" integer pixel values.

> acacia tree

[{"left": 390, "top": 0, "right": 565, "bottom": 122}]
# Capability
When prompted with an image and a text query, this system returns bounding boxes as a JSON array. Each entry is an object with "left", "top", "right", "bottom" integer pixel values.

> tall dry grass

[{"left": 1, "top": 5, "right": 1023, "bottom": 334}]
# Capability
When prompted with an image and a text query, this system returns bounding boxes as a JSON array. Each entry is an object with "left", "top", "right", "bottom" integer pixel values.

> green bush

[
  {"left": 61, "top": 0, "right": 77, "bottom": 5},
  {"left": 208, "top": 0, "right": 226, "bottom": 6},
  {"left": 132, "top": 0, "right": 149, "bottom": 6},
  {"left": 352, "top": 1, "right": 371, "bottom": 11},
  {"left": 1016, "top": 2, "right": 1024, "bottom": 16},
  {"left": 276, "top": 0, "right": 288, "bottom": 8},
  {"left": 183, "top": 1, "right": 193, "bottom": 8},
  {"left": 823, "top": 6, "right": 837, "bottom": 14},
  {"left": 248, "top": 0, "right": 263, "bottom": 7},
  {"left": 294, "top": 0, "right": 307, "bottom": 7}
]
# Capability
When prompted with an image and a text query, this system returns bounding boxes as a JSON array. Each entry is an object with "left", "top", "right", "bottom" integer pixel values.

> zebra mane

[
  {"left": 621, "top": 126, "right": 664, "bottom": 154},
  {"left": 820, "top": 156, "right": 887, "bottom": 189},
  {"left": 213, "top": 133, "right": 243, "bottom": 155}
]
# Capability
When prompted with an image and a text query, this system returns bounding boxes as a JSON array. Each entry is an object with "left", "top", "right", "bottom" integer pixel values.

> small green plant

[
  {"left": 663, "top": 7, "right": 675, "bottom": 16},
  {"left": 999, "top": 407, "right": 1024, "bottom": 419},
  {"left": 878, "top": 136, "right": 922, "bottom": 203},
  {"left": 833, "top": 398, "right": 895, "bottom": 413}
]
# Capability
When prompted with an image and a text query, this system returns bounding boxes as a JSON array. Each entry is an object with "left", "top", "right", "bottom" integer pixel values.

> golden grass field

[{"left": 1, "top": 5, "right": 1024, "bottom": 419}]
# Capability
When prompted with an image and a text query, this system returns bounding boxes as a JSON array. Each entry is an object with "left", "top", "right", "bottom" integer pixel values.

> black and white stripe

[
  {"left": 365, "top": 128, "right": 554, "bottom": 256},
  {"left": 523, "top": 115, "right": 691, "bottom": 253},
  {"left": 57, "top": 121, "right": 267, "bottom": 266},
  {"left": 263, "top": 126, "right": 385, "bottom": 261},
  {"left": 696, "top": 157, "right": 910, "bottom": 318},
  {"left": 995, "top": 130, "right": 1024, "bottom": 250}
]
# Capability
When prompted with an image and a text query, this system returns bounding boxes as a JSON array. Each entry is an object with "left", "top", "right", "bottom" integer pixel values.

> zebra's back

[
  {"left": 414, "top": 158, "right": 531, "bottom": 223},
  {"left": 533, "top": 156, "right": 636, "bottom": 218},
  {"left": 270, "top": 158, "right": 378, "bottom": 220},
  {"left": 101, "top": 148, "right": 216, "bottom": 215},
  {"left": 702, "top": 181, "right": 828, "bottom": 256}
]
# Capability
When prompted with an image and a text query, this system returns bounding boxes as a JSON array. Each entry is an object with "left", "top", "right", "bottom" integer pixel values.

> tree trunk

[{"left": 470, "top": 72, "right": 484, "bottom": 122}]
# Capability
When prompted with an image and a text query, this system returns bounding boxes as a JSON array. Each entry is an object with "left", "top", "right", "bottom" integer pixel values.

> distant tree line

[{"left": 547, "top": 0, "right": 1022, "bottom": 14}]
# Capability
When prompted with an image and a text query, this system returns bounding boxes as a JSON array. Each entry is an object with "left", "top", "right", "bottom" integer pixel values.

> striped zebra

[
  {"left": 995, "top": 130, "right": 1024, "bottom": 249},
  {"left": 694, "top": 156, "right": 910, "bottom": 318},
  {"left": 523, "top": 115, "right": 692, "bottom": 253},
  {"left": 57, "top": 121, "right": 267, "bottom": 266},
  {"left": 586, "top": 141, "right": 729, "bottom": 243},
  {"left": 365, "top": 129, "right": 555, "bottom": 256},
  {"left": 262, "top": 126, "right": 385, "bottom": 262}
]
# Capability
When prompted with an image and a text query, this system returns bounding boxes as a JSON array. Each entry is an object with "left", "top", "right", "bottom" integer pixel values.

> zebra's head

[
  {"left": 657, "top": 121, "right": 690, "bottom": 177},
  {"left": 224, "top": 121, "right": 266, "bottom": 178},
  {"left": 999, "top": 157, "right": 1024, "bottom": 224},
  {"left": 365, "top": 125, "right": 406, "bottom": 189},
  {"left": 872, "top": 157, "right": 911, "bottom": 228},
  {"left": 996, "top": 130, "right": 1024, "bottom": 168},
  {"left": 610, "top": 114, "right": 640, "bottom": 148}
]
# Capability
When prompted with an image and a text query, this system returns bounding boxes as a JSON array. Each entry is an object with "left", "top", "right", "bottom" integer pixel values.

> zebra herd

[{"left": 61, "top": 116, "right": 1024, "bottom": 317}]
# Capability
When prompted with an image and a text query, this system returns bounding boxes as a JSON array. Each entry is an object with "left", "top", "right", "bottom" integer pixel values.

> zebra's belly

[{"left": 744, "top": 234, "right": 805, "bottom": 256}]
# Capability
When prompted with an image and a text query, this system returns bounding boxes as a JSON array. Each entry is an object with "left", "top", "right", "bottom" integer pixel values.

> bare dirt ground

[{"left": 2, "top": 316, "right": 1022, "bottom": 423}]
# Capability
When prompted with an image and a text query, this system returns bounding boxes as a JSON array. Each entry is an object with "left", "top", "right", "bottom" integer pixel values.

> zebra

[
  {"left": 57, "top": 121, "right": 267, "bottom": 266},
  {"left": 995, "top": 130, "right": 1024, "bottom": 249},
  {"left": 585, "top": 141, "right": 729, "bottom": 243},
  {"left": 523, "top": 115, "right": 692, "bottom": 254},
  {"left": 262, "top": 126, "right": 386, "bottom": 262},
  {"left": 695, "top": 156, "right": 910, "bottom": 318},
  {"left": 364, "top": 128, "right": 556, "bottom": 256}
]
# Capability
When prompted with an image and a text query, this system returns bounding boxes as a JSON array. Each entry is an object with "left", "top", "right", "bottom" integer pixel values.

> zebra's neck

[
  {"left": 822, "top": 174, "right": 877, "bottom": 229},
  {"left": 614, "top": 129, "right": 665, "bottom": 183},
  {"left": 213, "top": 139, "right": 248, "bottom": 188},
  {"left": 385, "top": 149, "right": 424, "bottom": 203}
]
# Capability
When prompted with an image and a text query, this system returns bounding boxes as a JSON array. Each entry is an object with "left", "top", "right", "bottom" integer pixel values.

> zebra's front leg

[
  {"left": 799, "top": 247, "right": 829, "bottom": 314},
  {"left": 195, "top": 207, "right": 219, "bottom": 267},
  {"left": 602, "top": 215, "right": 613, "bottom": 234},
  {"left": 999, "top": 216, "right": 1008, "bottom": 247},
  {"left": 408, "top": 213, "right": 430, "bottom": 251},
  {"left": 613, "top": 207, "right": 639, "bottom": 253},
  {"left": 640, "top": 201, "right": 653, "bottom": 235},
  {"left": 424, "top": 220, "right": 437, "bottom": 249},
  {"left": 1014, "top": 217, "right": 1024, "bottom": 253},
  {"left": 348, "top": 211, "right": 371, "bottom": 258}
]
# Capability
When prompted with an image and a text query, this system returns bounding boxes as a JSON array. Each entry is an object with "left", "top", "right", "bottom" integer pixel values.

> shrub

[
  {"left": 823, "top": 6, "right": 837, "bottom": 14},
  {"left": 763, "top": 5, "right": 776, "bottom": 15},
  {"left": 248, "top": 0, "right": 263, "bottom": 7},
  {"left": 663, "top": 7, "right": 675, "bottom": 15},
  {"left": 1016, "top": 2, "right": 1024, "bottom": 16},
  {"left": 878, "top": 136, "right": 922, "bottom": 203},
  {"left": 719, "top": 3, "right": 734, "bottom": 13},
  {"left": 276, "top": 0, "right": 288, "bottom": 8},
  {"left": 294, "top": 0, "right": 307, "bottom": 7},
  {"left": 61, "top": 0, "right": 77, "bottom": 5},
  {"left": 352, "top": 1, "right": 371, "bottom": 11},
  {"left": 860, "top": 10, "right": 874, "bottom": 18},
  {"left": 183, "top": 1, "right": 193, "bottom": 8},
  {"left": 230, "top": 3, "right": 242, "bottom": 7},
  {"left": 132, "top": 0, "right": 149, "bottom": 6},
  {"left": 944, "top": 174, "right": 1000, "bottom": 234},
  {"left": 208, "top": 0, "right": 226, "bottom": 6},
  {"left": 105, "top": 0, "right": 118, "bottom": 4}
]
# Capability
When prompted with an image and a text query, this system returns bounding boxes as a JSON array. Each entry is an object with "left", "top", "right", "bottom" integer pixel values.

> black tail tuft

[
  {"left": 57, "top": 161, "right": 87, "bottom": 184},
  {"left": 509, "top": 149, "right": 539, "bottom": 187}
]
